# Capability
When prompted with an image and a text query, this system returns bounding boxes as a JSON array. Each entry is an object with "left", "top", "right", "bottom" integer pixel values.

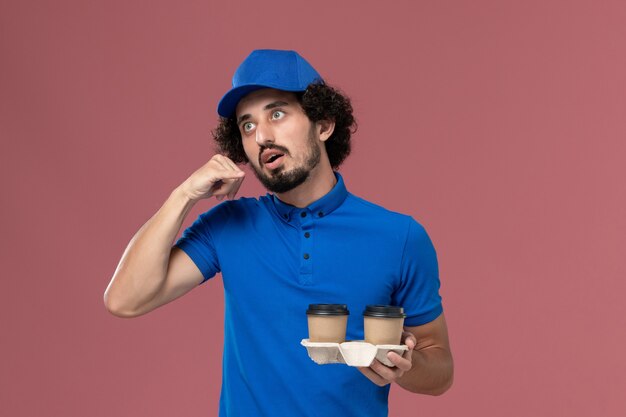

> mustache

[{"left": 258, "top": 144, "right": 290, "bottom": 164}]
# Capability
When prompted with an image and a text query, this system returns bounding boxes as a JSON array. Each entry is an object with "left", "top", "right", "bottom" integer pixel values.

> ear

[{"left": 316, "top": 119, "right": 335, "bottom": 142}]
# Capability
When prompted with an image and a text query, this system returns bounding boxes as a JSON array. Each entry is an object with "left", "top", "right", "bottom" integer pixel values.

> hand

[
  {"left": 357, "top": 331, "right": 417, "bottom": 387},
  {"left": 180, "top": 155, "right": 246, "bottom": 202}
]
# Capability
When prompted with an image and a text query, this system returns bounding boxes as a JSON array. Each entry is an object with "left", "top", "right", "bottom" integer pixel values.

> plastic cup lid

[
  {"left": 362, "top": 305, "right": 406, "bottom": 318},
  {"left": 306, "top": 304, "right": 350, "bottom": 316}
]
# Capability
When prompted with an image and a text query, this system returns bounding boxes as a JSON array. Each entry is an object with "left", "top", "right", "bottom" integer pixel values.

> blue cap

[{"left": 217, "top": 49, "right": 324, "bottom": 118}]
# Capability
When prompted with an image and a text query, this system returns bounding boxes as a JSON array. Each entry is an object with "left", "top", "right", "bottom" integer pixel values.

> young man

[{"left": 104, "top": 49, "right": 453, "bottom": 416}]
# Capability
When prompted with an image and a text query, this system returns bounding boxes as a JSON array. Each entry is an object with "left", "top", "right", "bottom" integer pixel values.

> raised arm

[{"left": 103, "top": 155, "right": 245, "bottom": 318}]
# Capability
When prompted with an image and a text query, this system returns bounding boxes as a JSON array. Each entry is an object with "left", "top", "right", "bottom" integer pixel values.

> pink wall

[{"left": 1, "top": 1, "right": 625, "bottom": 416}]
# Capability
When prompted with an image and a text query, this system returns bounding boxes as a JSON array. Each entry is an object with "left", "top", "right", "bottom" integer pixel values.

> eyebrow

[{"left": 236, "top": 101, "right": 290, "bottom": 125}]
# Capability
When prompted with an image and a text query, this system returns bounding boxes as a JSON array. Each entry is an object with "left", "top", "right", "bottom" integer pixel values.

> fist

[{"left": 181, "top": 154, "right": 246, "bottom": 202}]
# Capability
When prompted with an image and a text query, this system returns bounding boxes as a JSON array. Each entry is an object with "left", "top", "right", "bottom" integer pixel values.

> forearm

[
  {"left": 396, "top": 346, "right": 454, "bottom": 395},
  {"left": 104, "top": 185, "right": 196, "bottom": 316}
]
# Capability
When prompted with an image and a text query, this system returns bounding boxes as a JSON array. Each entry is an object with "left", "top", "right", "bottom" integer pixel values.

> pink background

[{"left": 1, "top": 1, "right": 625, "bottom": 416}]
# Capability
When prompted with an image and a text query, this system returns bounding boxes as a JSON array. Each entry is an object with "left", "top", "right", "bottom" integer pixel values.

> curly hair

[{"left": 212, "top": 82, "right": 357, "bottom": 170}]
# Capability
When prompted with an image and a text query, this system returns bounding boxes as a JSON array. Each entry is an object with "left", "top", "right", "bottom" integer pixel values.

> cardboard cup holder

[{"left": 301, "top": 339, "right": 408, "bottom": 367}]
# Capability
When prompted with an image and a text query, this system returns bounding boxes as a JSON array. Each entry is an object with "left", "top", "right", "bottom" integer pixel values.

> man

[{"left": 104, "top": 49, "right": 453, "bottom": 416}]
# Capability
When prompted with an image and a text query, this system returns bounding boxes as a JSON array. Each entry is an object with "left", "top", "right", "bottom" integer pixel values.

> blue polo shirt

[{"left": 174, "top": 172, "right": 442, "bottom": 417}]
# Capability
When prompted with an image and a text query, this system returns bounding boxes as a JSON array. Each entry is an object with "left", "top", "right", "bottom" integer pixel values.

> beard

[{"left": 251, "top": 127, "right": 321, "bottom": 194}]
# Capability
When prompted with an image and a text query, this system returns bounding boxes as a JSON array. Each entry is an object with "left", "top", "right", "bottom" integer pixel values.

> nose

[{"left": 255, "top": 121, "right": 274, "bottom": 147}]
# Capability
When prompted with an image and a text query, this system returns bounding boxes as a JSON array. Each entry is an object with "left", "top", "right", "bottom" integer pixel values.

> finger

[
  {"left": 219, "top": 155, "right": 244, "bottom": 174},
  {"left": 227, "top": 176, "right": 245, "bottom": 200},
  {"left": 210, "top": 174, "right": 242, "bottom": 199},
  {"left": 357, "top": 366, "right": 389, "bottom": 387},
  {"left": 212, "top": 155, "right": 233, "bottom": 172},
  {"left": 214, "top": 155, "right": 245, "bottom": 179},
  {"left": 226, "top": 179, "right": 242, "bottom": 200},
  {"left": 369, "top": 359, "right": 403, "bottom": 382},
  {"left": 214, "top": 179, "right": 245, "bottom": 201},
  {"left": 401, "top": 331, "right": 417, "bottom": 350},
  {"left": 211, "top": 169, "right": 245, "bottom": 186},
  {"left": 209, "top": 156, "right": 237, "bottom": 183},
  {"left": 387, "top": 351, "right": 412, "bottom": 372}
]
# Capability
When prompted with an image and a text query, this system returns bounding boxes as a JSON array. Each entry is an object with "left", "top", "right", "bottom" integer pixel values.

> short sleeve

[
  {"left": 174, "top": 210, "right": 222, "bottom": 284},
  {"left": 393, "top": 218, "right": 443, "bottom": 326}
]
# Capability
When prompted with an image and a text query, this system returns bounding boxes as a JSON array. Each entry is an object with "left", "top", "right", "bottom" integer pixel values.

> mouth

[{"left": 261, "top": 150, "right": 286, "bottom": 170}]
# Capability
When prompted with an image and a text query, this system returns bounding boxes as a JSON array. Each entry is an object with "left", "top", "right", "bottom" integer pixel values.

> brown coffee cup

[
  {"left": 363, "top": 305, "right": 406, "bottom": 345},
  {"left": 306, "top": 304, "right": 349, "bottom": 343}
]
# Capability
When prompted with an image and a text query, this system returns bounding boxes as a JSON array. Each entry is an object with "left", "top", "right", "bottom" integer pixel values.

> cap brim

[{"left": 217, "top": 83, "right": 307, "bottom": 118}]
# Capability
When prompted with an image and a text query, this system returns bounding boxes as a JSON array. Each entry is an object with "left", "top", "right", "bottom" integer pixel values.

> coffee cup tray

[{"left": 300, "top": 339, "right": 408, "bottom": 367}]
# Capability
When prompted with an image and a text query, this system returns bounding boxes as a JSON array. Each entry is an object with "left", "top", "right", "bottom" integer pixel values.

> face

[{"left": 235, "top": 89, "right": 323, "bottom": 193}]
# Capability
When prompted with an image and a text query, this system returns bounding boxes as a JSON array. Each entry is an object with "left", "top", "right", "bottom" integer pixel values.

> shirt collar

[{"left": 270, "top": 172, "right": 348, "bottom": 221}]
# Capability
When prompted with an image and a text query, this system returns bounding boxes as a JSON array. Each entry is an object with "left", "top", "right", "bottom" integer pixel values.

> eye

[
  {"left": 242, "top": 122, "right": 255, "bottom": 133},
  {"left": 271, "top": 110, "right": 285, "bottom": 120}
]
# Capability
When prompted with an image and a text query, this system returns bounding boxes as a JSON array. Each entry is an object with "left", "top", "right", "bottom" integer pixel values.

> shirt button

[
  {"left": 303, "top": 253, "right": 310, "bottom": 260},
  {"left": 283, "top": 214, "right": 288, "bottom": 219},
  {"left": 301, "top": 212, "right": 307, "bottom": 218},
  {"left": 304, "top": 232, "right": 310, "bottom": 238},
  {"left": 318, "top": 211, "right": 324, "bottom": 217}
]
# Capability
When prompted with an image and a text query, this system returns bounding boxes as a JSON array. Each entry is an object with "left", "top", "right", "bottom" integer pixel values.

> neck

[{"left": 276, "top": 162, "right": 336, "bottom": 208}]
